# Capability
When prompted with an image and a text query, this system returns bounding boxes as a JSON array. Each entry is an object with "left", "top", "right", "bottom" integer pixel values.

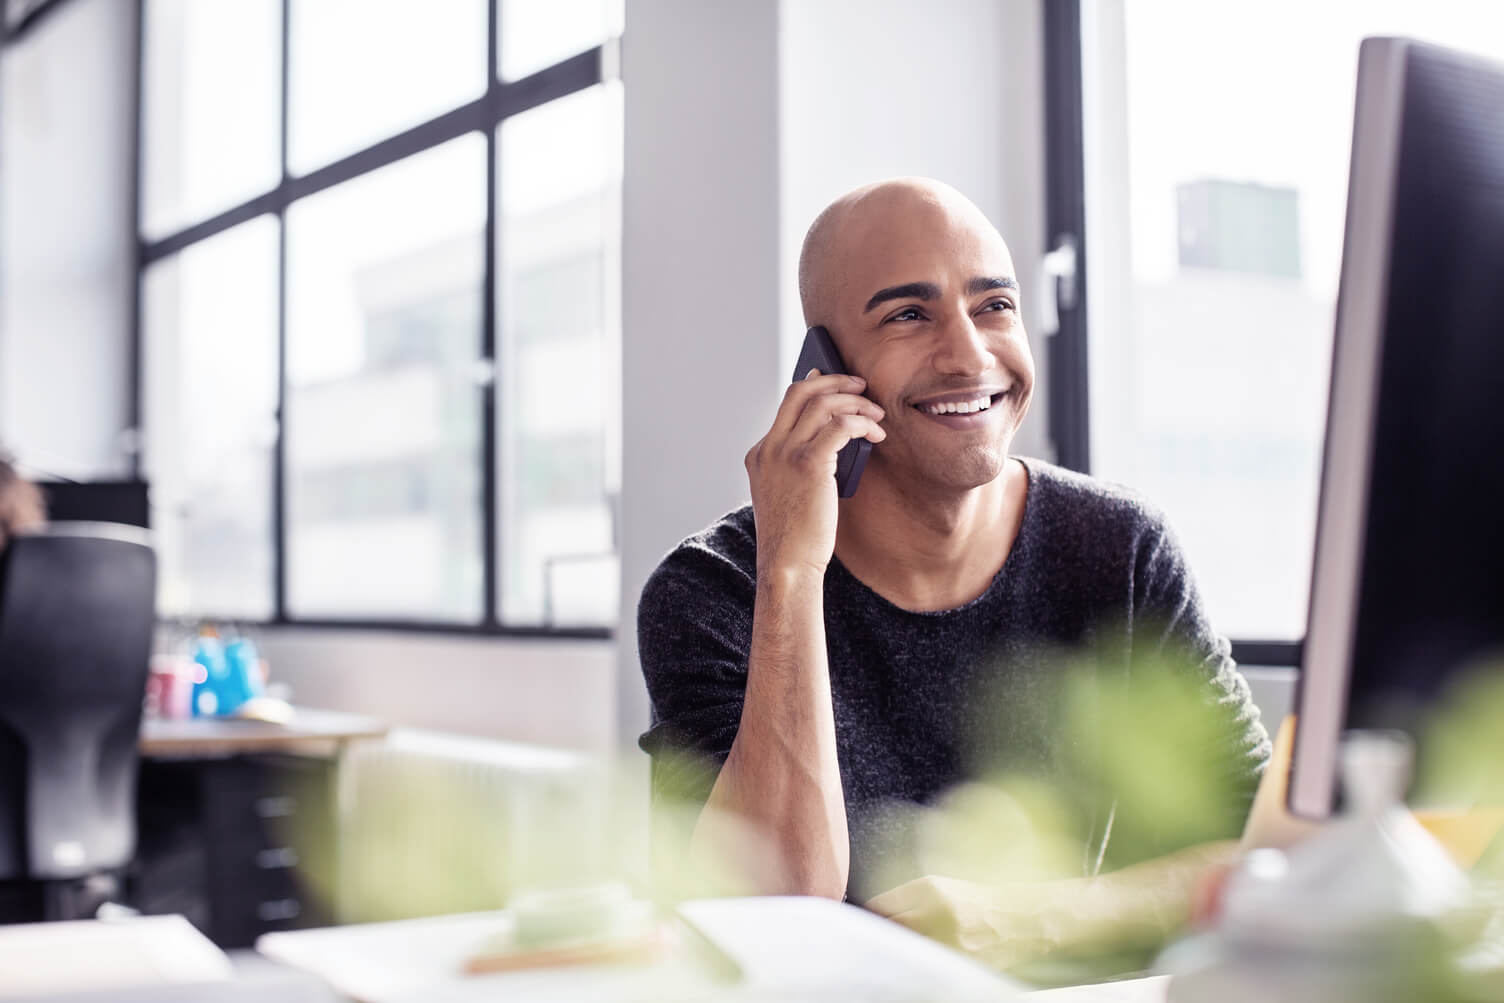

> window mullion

[
  {"left": 1042, "top": 0, "right": 1091, "bottom": 475},
  {"left": 482, "top": 0, "right": 501, "bottom": 626},
  {"left": 273, "top": 0, "right": 291, "bottom": 623},
  {"left": 129, "top": 0, "right": 145, "bottom": 479}
]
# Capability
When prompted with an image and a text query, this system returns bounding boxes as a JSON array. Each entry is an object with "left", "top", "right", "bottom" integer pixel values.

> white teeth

[{"left": 921, "top": 395, "right": 993, "bottom": 416}]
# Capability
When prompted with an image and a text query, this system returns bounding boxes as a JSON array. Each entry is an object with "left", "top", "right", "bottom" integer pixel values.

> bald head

[
  {"left": 797, "top": 178, "right": 1009, "bottom": 327},
  {"left": 790, "top": 178, "right": 1034, "bottom": 496}
]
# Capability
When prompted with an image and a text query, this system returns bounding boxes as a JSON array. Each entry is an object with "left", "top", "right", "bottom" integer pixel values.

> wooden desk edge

[{"left": 139, "top": 710, "right": 390, "bottom": 759}]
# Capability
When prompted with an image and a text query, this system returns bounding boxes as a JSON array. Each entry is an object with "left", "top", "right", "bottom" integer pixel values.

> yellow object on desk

[
  {"left": 1415, "top": 809, "right": 1504, "bottom": 871},
  {"left": 463, "top": 884, "right": 672, "bottom": 975},
  {"left": 463, "top": 923, "right": 672, "bottom": 975},
  {"left": 1244, "top": 716, "right": 1504, "bottom": 869}
]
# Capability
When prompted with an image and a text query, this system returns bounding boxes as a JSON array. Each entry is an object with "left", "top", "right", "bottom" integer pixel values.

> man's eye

[
  {"left": 889, "top": 307, "right": 924, "bottom": 322},
  {"left": 981, "top": 299, "right": 1016, "bottom": 313}
]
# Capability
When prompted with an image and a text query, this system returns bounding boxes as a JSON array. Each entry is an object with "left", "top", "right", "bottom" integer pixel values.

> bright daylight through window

[
  {"left": 1079, "top": 0, "right": 1504, "bottom": 646},
  {"left": 140, "top": 0, "right": 624, "bottom": 632}
]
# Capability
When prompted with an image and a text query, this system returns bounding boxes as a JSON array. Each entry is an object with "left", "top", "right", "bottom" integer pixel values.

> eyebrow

[{"left": 862, "top": 276, "right": 1019, "bottom": 313}]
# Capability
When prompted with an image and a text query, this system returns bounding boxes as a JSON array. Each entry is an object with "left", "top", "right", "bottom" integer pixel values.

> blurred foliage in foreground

[
  {"left": 272, "top": 638, "right": 1267, "bottom": 949},
  {"left": 253, "top": 645, "right": 1504, "bottom": 994}
]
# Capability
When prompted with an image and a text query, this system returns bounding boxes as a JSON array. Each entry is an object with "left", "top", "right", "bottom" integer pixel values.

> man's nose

[{"left": 932, "top": 312, "right": 992, "bottom": 377}]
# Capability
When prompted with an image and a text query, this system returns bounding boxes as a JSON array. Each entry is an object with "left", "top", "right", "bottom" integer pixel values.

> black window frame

[
  {"left": 1, "top": 0, "right": 70, "bottom": 39},
  {"left": 1043, "top": 0, "right": 1299, "bottom": 669},
  {"left": 126, "top": 0, "right": 619, "bottom": 640}
]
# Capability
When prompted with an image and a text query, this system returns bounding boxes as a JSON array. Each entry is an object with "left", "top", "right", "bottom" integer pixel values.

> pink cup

[{"left": 145, "top": 654, "right": 197, "bottom": 720}]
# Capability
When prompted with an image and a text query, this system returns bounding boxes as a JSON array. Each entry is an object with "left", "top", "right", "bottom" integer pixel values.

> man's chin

[{"left": 915, "top": 446, "right": 1009, "bottom": 493}]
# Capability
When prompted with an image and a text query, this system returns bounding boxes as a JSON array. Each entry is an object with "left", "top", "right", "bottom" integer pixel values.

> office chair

[{"left": 0, "top": 522, "right": 156, "bottom": 922}]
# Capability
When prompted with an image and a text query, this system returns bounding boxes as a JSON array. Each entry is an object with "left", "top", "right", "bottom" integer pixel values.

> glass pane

[
  {"left": 499, "top": 0, "right": 623, "bottom": 81},
  {"left": 287, "top": 0, "right": 487, "bottom": 175},
  {"left": 497, "top": 82, "right": 623, "bottom": 627},
  {"left": 1082, "top": 0, "right": 1504, "bottom": 641},
  {"left": 285, "top": 135, "right": 487, "bottom": 621},
  {"left": 142, "top": 216, "right": 279, "bottom": 619},
  {"left": 141, "top": 0, "right": 281, "bottom": 239}
]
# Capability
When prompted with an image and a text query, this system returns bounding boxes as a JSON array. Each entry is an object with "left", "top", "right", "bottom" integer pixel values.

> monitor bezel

[{"left": 1286, "top": 37, "right": 1409, "bottom": 820}]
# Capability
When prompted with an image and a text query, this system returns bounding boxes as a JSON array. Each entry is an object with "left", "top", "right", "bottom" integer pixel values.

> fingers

[
  {"left": 790, "top": 392, "right": 885, "bottom": 448},
  {"left": 748, "top": 374, "right": 885, "bottom": 481},
  {"left": 767, "top": 371, "right": 873, "bottom": 444},
  {"left": 806, "top": 413, "right": 886, "bottom": 462},
  {"left": 746, "top": 413, "right": 884, "bottom": 481}
]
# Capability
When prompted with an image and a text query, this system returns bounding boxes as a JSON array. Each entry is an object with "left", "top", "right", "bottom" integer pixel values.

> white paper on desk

[
  {"left": 0, "top": 914, "right": 233, "bottom": 998},
  {"left": 680, "top": 896, "right": 1024, "bottom": 1001},
  {"left": 261, "top": 898, "right": 1026, "bottom": 1003},
  {"left": 258, "top": 911, "right": 513, "bottom": 1003}
]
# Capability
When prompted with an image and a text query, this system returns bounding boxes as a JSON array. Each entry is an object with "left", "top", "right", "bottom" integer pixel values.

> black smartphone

[{"left": 791, "top": 326, "right": 872, "bottom": 498}]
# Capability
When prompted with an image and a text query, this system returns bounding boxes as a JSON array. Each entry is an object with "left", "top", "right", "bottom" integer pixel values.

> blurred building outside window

[
  {"left": 142, "top": 215, "right": 279, "bottom": 621},
  {"left": 284, "top": 136, "right": 486, "bottom": 622},
  {"left": 1079, "top": 0, "right": 1504, "bottom": 647},
  {"left": 138, "top": 0, "right": 623, "bottom": 631},
  {"left": 498, "top": 82, "right": 622, "bottom": 628}
]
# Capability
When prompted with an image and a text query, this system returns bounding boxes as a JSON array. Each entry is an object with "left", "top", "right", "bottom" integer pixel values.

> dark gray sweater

[{"left": 637, "top": 457, "right": 1271, "bottom": 897}]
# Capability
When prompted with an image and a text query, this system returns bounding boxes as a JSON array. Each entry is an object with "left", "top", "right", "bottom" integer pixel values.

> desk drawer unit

[{"left": 136, "top": 755, "right": 334, "bottom": 948}]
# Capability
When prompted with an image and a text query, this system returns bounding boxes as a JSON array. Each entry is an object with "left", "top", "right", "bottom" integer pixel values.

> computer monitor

[
  {"left": 1288, "top": 37, "right": 1504, "bottom": 818},
  {"left": 38, "top": 480, "right": 150, "bottom": 529}
]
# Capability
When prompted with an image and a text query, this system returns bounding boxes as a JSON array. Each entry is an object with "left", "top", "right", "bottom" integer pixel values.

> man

[{"left": 637, "top": 179, "right": 1269, "bottom": 948}]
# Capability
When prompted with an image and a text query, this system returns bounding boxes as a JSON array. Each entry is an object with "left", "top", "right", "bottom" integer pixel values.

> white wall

[
  {"left": 253, "top": 629, "right": 617, "bottom": 752},
  {"left": 616, "top": 0, "right": 786, "bottom": 746},
  {"left": 0, "top": 0, "right": 136, "bottom": 478}
]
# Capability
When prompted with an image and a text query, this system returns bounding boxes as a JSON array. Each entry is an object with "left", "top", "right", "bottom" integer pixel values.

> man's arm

[
  {"left": 1133, "top": 517, "right": 1272, "bottom": 817},
  {"left": 690, "top": 565, "right": 846, "bottom": 896},
  {"left": 687, "top": 370, "right": 885, "bottom": 898}
]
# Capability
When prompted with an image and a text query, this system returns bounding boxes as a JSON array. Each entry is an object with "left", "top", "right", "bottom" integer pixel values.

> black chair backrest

[{"left": 0, "top": 523, "right": 156, "bottom": 880}]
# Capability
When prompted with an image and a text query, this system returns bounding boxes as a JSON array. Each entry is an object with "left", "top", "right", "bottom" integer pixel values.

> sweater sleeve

[
  {"left": 636, "top": 542, "right": 755, "bottom": 808},
  {"left": 1131, "top": 513, "right": 1273, "bottom": 828}
]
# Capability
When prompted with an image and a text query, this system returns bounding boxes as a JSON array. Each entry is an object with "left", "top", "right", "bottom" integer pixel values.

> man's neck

[{"left": 831, "top": 457, "right": 1028, "bottom": 612}]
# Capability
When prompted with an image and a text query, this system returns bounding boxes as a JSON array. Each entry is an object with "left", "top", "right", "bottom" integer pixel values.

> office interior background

[{"left": 2, "top": 0, "right": 1502, "bottom": 883}]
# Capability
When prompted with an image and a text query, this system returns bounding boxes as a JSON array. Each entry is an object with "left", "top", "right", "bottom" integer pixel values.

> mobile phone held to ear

[{"left": 792, "top": 326, "right": 872, "bottom": 498}]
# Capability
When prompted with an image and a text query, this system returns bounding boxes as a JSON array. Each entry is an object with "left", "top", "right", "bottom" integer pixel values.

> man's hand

[
  {"left": 867, "top": 842, "right": 1242, "bottom": 973},
  {"left": 868, "top": 874, "right": 1081, "bottom": 971},
  {"left": 744, "top": 371, "right": 884, "bottom": 578}
]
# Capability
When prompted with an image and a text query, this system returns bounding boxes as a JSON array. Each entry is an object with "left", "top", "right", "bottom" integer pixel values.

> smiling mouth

[{"left": 912, "top": 391, "right": 1010, "bottom": 417}]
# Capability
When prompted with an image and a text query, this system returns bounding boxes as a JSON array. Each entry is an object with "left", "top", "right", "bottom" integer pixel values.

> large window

[
  {"left": 1049, "top": 1, "right": 1504, "bottom": 662},
  {"left": 138, "top": 0, "right": 623, "bottom": 634}
]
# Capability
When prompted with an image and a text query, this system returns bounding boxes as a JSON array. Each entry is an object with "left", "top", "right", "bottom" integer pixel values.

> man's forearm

[{"left": 691, "top": 566, "right": 849, "bottom": 898}]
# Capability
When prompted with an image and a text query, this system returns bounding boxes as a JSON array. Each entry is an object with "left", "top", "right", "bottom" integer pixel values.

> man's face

[{"left": 823, "top": 196, "right": 1035, "bottom": 493}]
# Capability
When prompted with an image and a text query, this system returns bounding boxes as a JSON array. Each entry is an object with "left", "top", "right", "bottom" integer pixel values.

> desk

[
  {"left": 140, "top": 708, "right": 389, "bottom": 760},
  {"left": 134, "top": 708, "right": 388, "bottom": 951},
  {"left": 256, "top": 897, "right": 1169, "bottom": 1002},
  {"left": 0, "top": 914, "right": 340, "bottom": 1001}
]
